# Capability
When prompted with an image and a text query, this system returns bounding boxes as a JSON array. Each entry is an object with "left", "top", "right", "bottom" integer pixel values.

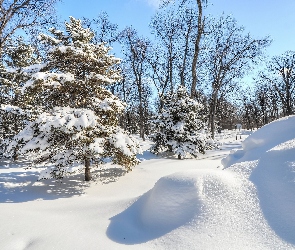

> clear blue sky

[{"left": 57, "top": 0, "right": 295, "bottom": 57}]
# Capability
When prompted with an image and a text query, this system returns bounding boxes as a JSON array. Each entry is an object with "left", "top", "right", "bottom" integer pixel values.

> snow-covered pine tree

[
  {"left": 6, "top": 17, "right": 142, "bottom": 181},
  {"left": 150, "top": 85, "right": 211, "bottom": 159},
  {"left": 0, "top": 37, "right": 41, "bottom": 159}
]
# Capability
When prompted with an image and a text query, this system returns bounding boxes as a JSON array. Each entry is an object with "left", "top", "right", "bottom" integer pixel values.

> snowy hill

[
  {"left": 222, "top": 115, "right": 295, "bottom": 246},
  {"left": 0, "top": 117, "right": 295, "bottom": 249}
]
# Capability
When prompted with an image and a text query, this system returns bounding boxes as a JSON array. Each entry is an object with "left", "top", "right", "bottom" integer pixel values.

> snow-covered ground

[{"left": 0, "top": 117, "right": 295, "bottom": 249}]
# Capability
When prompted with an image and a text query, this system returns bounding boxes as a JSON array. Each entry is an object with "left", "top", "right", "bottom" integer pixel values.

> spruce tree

[
  {"left": 0, "top": 37, "right": 40, "bottom": 159},
  {"left": 150, "top": 85, "right": 212, "bottom": 159},
  {"left": 6, "top": 17, "right": 142, "bottom": 181}
]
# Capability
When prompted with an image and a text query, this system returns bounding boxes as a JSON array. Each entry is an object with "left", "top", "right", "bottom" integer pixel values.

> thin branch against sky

[{"left": 56, "top": 0, "right": 295, "bottom": 57}]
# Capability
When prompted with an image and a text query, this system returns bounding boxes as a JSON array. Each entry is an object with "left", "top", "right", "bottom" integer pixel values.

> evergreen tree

[
  {"left": 150, "top": 85, "right": 212, "bottom": 159},
  {"left": 0, "top": 37, "right": 41, "bottom": 159},
  {"left": 6, "top": 17, "right": 142, "bottom": 181}
]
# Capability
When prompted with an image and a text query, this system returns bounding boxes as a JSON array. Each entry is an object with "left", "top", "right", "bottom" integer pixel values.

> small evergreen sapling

[
  {"left": 150, "top": 85, "right": 211, "bottom": 159},
  {"left": 6, "top": 17, "right": 142, "bottom": 181}
]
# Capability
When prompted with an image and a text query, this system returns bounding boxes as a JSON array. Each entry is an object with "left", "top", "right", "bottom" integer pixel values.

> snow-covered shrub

[
  {"left": 150, "top": 85, "right": 213, "bottom": 159},
  {"left": 6, "top": 17, "right": 142, "bottom": 181}
]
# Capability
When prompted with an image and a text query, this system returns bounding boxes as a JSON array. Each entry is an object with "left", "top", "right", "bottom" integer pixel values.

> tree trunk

[
  {"left": 191, "top": 0, "right": 205, "bottom": 98},
  {"left": 85, "top": 158, "right": 91, "bottom": 181},
  {"left": 180, "top": 20, "right": 192, "bottom": 87},
  {"left": 138, "top": 85, "right": 145, "bottom": 141},
  {"left": 210, "top": 112, "right": 215, "bottom": 139},
  {"left": 168, "top": 40, "right": 174, "bottom": 93},
  {"left": 13, "top": 153, "right": 18, "bottom": 161},
  {"left": 13, "top": 145, "right": 18, "bottom": 161},
  {"left": 210, "top": 95, "right": 217, "bottom": 139}
]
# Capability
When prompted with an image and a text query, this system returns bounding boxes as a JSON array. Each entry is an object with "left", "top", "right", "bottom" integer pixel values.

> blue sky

[{"left": 57, "top": 0, "right": 295, "bottom": 57}]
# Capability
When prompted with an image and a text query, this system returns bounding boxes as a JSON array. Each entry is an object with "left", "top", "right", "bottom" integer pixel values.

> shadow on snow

[
  {"left": 0, "top": 159, "right": 127, "bottom": 203},
  {"left": 249, "top": 148, "right": 295, "bottom": 245},
  {"left": 106, "top": 189, "right": 198, "bottom": 245}
]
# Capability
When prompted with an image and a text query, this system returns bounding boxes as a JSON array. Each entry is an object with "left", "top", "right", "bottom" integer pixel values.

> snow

[
  {"left": 88, "top": 138, "right": 105, "bottom": 154},
  {"left": 22, "top": 63, "right": 47, "bottom": 74},
  {"left": 8, "top": 108, "right": 99, "bottom": 154},
  {"left": 222, "top": 115, "right": 295, "bottom": 245},
  {"left": 0, "top": 104, "right": 24, "bottom": 115},
  {"left": 109, "top": 131, "right": 143, "bottom": 156},
  {"left": 97, "top": 97, "right": 126, "bottom": 112},
  {"left": 1, "top": 117, "right": 295, "bottom": 249},
  {"left": 87, "top": 72, "right": 119, "bottom": 84},
  {"left": 37, "top": 107, "right": 98, "bottom": 132},
  {"left": 171, "top": 121, "right": 185, "bottom": 133},
  {"left": 57, "top": 45, "right": 68, "bottom": 53},
  {"left": 21, "top": 72, "right": 75, "bottom": 93}
]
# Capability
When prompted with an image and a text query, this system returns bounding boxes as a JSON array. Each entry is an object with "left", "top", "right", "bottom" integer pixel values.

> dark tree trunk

[
  {"left": 13, "top": 144, "right": 18, "bottom": 161},
  {"left": 13, "top": 153, "right": 18, "bottom": 161},
  {"left": 180, "top": 20, "right": 192, "bottom": 87},
  {"left": 13, "top": 117, "right": 19, "bottom": 161},
  {"left": 168, "top": 40, "right": 174, "bottom": 93},
  {"left": 138, "top": 83, "right": 145, "bottom": 141},
  {"left": 191, "top": 0, "right": 205, "bottom": 98},
  {"left": 209, "top": 92, "right": 218, "bottom": 139},
  {"left": 85, "top": 158, "right": 91, "bottom": 181},
  {"left": 210, "top": 111, "right": 215, "bottom": 139}
]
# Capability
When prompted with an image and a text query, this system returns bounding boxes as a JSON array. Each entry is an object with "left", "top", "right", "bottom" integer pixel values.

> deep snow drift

[
  {"left": 0, "top": 117, "right": 295, "bottom": 249},
  {"left": 222, "top": 115, "right": 295, "bottom": 245}
]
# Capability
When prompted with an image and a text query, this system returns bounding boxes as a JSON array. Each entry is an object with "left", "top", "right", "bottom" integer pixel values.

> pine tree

[
  {"left": 150, "top": 85, "right": 212, "bottom": 159},
  {"left": 6, "top": 17, "right": 142, "bottom": 181},
  {"left": 0, "top": 37, "right": 40, "bottom": 159}
]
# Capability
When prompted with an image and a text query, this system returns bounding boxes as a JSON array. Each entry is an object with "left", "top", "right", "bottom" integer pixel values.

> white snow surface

[
  {"left": 222, "top": 115, "right": 295, "bottom": 246},
  {"left": 1, "top": 117, "right": 295, "bottom": 249}
]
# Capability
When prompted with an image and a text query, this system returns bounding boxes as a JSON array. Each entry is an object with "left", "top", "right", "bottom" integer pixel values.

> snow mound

[
  {"left": 107, "top": 170, "right": 236, "bottom": 244},
  {"left": 139, "top": 173, "right": 203, "bottom": 230},
  {"left": 222, "top": 115, "right": 295, "bottom": 245},
  {"left": 107, "top": 169, "right": 289, "bottom": 248},
  {"left": 222, "top": 115, "right": 295, "bottom": 167}
]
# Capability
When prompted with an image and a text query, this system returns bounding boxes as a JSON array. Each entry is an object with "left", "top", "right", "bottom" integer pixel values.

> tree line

[{"left": 0, "top": 0, "right": 294, "bottom": 181}]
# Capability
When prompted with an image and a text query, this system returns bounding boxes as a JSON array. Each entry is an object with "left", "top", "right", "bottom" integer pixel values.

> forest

[{"left": 0, "top": 0, "right": 294, "bottom": 180}]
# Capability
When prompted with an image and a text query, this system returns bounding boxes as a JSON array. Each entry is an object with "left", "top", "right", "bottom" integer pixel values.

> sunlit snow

[{"left": 0, "top": 116, "right": 295, "bottom": 249}]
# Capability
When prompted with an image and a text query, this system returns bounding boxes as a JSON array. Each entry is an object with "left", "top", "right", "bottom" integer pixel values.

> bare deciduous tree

[
  {"left": 82, "top": 12, "right": 118, "bottom": 45},
  {"left": 191, "top": 0, "right": 207, "bottom": 98},
  {"left": 119, "top": 27, "right": 151, "bottom": 140},
  {"left": 150, "top": 8, "right": 181, "bottom": 94},
  {"left": 0, "top": 0, "right": 58, "bottom": 54},
  {"left": 259, "top": 51, "right": 295, "bottom": 116},
  {"left": 204, "top": 15, "right": 271, "bottom": 138}
]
